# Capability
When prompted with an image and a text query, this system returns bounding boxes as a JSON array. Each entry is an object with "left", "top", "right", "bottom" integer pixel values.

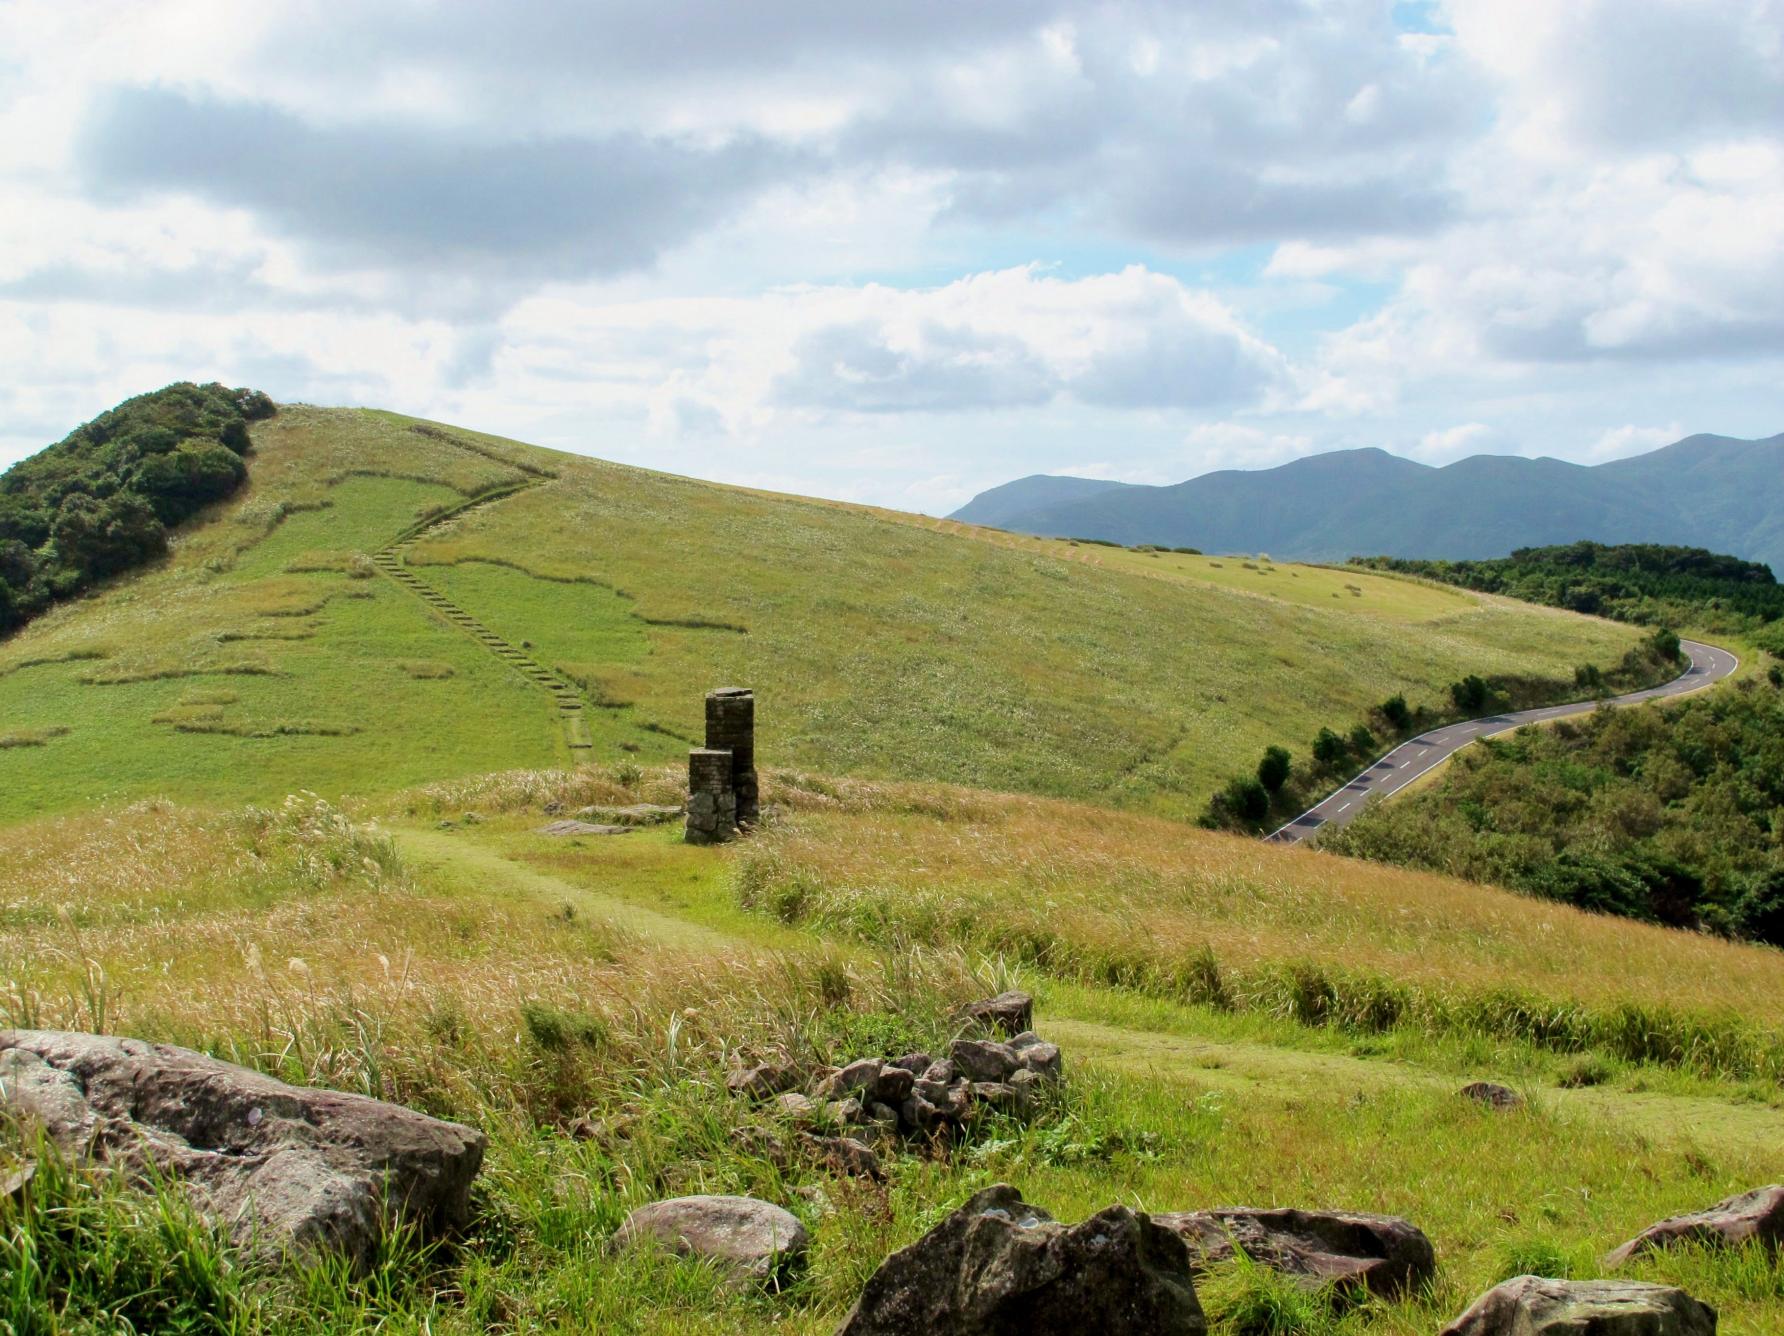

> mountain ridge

[{"left": 951, "top": 432, "right": 1784, "bottom": 574}]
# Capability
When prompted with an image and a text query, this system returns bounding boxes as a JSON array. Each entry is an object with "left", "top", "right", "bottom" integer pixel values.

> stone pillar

[
  {"left": 705, "top": 687, "right": 758, "bottom": 827},
  {"left": 685, "top": 747, "right": 736, "bottom": 845}
]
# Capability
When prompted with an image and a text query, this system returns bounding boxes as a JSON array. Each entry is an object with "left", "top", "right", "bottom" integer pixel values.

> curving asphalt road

[{"left": 1266, "top": 638, "right": 1740, "bottom": 845}]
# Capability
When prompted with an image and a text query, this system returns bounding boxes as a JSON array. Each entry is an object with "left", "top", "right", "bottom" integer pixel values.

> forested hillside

[
  {"left": 1357, "top": 542, "right": 1784, "bottom": 657},
  {"left": 1326, "top": 677, "right": 1784, "bottom": 943},
  {"left": 0, "top": 382, "right": 273, "bottom": 633}
]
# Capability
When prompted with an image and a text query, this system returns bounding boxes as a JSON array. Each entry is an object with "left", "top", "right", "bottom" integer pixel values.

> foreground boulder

[
  {"left": 1442, "top": 1276, "right": 1716, "bottom": 1335},
  {"left": 1607, "top": 1185, "right": 1784, "bottom": 1266},
  {"left": 0, "top": 1030, "right": 484, "bottom": 1265},
  {"left": 615, "top": 1195, "right": 808, "bottom": 1284},
  {"left": 838, "top": 1183, "right": 1205, "bottom": 1334},
  {"left": 1156, "top": 1206, "right": 1435, "bottom": 1298}
]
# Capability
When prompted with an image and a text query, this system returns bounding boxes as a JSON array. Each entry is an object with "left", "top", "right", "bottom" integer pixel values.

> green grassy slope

[{"left": 0, "top": 405, "right": 1648, "bottom": 823}]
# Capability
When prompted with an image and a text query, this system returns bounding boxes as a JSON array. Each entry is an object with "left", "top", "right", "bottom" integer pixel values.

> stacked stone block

[
  {"left": 685, "top": 748, "right": 737, "bottom": 846},
  {"left": 705, "top": 687, "right": 759, "bottom": 827},
  {"left": 685, "top": 687, "right": 758, "bottom": 845}
]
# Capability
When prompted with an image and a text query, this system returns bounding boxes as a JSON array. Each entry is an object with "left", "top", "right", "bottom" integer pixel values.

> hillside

[
  {"left": 951, "top": 432, "right": 1784, "bottom": 573},
  {"left": 0, "top": 403, "right": 1648, "bottom": 823}
]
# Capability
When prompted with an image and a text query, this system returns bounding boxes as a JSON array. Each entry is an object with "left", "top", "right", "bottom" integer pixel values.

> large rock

[
  {"left": 838, "top": 1183, "right": 1205, "bottom": 1335},
  {"left": 960, "top": 992, "right": 1033, "bottom": 1037},
  {"left": 1442, "top": 1276, "right": 1716, "bottom": 1335},
  {"left": 1155, "top": 1206, "right": 1435, "bottom": 1298},
  {"left": 0, "top": 1029, "right": 484, "bottom": 1266},
  {"left": 1607, "top": 1185, "right": 1784, "bottom": 1266},
  {"left": 615, "top": 1195, "right": 808, "bottom": 1284},
  {"left": 1459, "top": 1082, "right": 1524, "bottom": 1111}
]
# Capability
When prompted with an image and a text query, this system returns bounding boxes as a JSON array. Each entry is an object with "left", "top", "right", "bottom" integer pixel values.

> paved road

[{"left": 1266, "top": 638, "right": 1740, "bottom": 845}]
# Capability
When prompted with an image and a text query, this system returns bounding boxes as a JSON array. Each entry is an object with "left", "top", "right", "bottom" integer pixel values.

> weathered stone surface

[
  {"left": 1442, "top": 1276, "right": 1716, "bottom": 1335},
  {"left": 826, "top": 1097, "right": 865, "bottom": 1126},
  {"left": 968, "top": 1081, "right": 1023, "bottom": 1112},
  {"left": 960, "top": 992, "right": 1034, "bottom": 1037},
  {"left": 838, "top": 1183, "right": 1205, "bottom": 1335},
  {"left": 1607, "top": 1185, "right": 1784, "bottom": 1266},
  {"left": 1156, "top": 1207, "right": 1435, "bottom": 1298},
  {"left": 537, "top": 819, "right": 631, "bottom": 837},
  {"left": 615, "top": 1195, "right": 808, "bottom": 1283},
  {"left": 800, "top": 1133, "right": 883, "bottom": 1179},
  {"left": 0, "top": 1029, "right": 484, "bottom": 1266},
  {"left": 921, "top": 1058, "right": 957, "bottom": 1085},
  {"left": 951, "top": 1039, "right": 1019, "bottom": 1083},
  {"left": 772, "top": 1091, "right": 817, "bottom": 1121},
  {"left": 1008, "top": 1069, "right": 1047, "bottom": 1103},
  {"left": 816, "top": 1058, "right": 883, "bottom": 1101},
  {"left": 727, "top": 1062, "right": 799, "bottom": 1101},
  {"left": 1015, "top": 1041, "right": 1062, "bottom": 1081},
  {"left": 899, "top": 1094, "right": 941, "bottom": 1131},
  {"left": 872, "top": 1065, "right": 915, "bottom": 1105},
  {"left": 1459, "top": 1082, "right": 1524, "bottom": 1110},
  {"left": 887, "top": 1052, "right": 932, "bottom": 1076},
  {"left": 2, "top": 1161, "right": 33, "bottom": 1201}
]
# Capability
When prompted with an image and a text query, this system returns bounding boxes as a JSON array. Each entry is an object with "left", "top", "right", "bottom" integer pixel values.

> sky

[{"left": 2, "top": 1, "right": 1781, "bottom": 514}]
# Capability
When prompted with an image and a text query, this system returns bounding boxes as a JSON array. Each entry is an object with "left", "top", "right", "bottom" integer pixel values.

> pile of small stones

[{"left": 724, "top": 992, "right": 1060, "bottom": 1158}]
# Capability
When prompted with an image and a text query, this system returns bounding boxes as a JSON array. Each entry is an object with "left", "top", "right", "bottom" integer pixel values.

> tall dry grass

[{"left": 740, "top": 774, "right": 1784, "bottom": 1078}]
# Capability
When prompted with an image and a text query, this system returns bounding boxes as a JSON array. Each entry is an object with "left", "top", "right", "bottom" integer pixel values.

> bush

[
  {"left": 1222, "top": 776, "right": 1271, "bottom": 823},
  {"left": 1450, "top": 674, "right": 1490, "bottom": 712},
  {"left": 1650, "top": 626, "right": 1682, "bottom": 661},
  {"left": 1311, "top": 727, "right": 1349, "bottom": 770},
  {"left": 1347, "top": 724, "right": 1377, "bottom": 758},
  {"left": 1379, "top": 694, "right": 1411, "bottom": 732},
  {"left": 1256, "top": 746, "right": 1291, "bottom": 794}
]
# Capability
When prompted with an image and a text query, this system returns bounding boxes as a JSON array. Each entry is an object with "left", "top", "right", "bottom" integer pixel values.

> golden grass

[{"left": 742, "top": 774, "right": 1784, "bottom": 1026}]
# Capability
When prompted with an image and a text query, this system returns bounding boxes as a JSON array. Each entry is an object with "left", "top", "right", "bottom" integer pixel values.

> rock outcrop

[
  {"left": 615, "top": 1194, "right": 808, "bottom": 1284},
  {"left": 1607, "top": 1184, "right": 1784, "bottom": 1266},
  {"left": 0, "top": 1029, "right": 485, "bottom": 1266},
  {"left": 838, "top": 1183, "right": 1206, "bottom": 1335},
  {"left": 1156, "top": 1206, "right": 1435, "bottom": 1298},
  {"left": 1442, "top": 1276, "right": 1716, "bottom": 1335},
  {"left": 959, "top": 991, "right": 1033, "bottom": 1037}
]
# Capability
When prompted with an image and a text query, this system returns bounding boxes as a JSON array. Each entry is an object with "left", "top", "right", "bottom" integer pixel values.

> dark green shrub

[
  {"left": 1450, "top": 674, "right": 1489, "bottom": 712},
  {"left": 1312, "top": 727, "right": 1349, "bottom": 769},
  {"left": 1222, "top": 776, "right": 1271, "bottom": 823},
  {"left": 1348, "top": 724, "right": 1377, "bottom": 758},
  {"left": 1379, "top": 694, "right": 1412, "bottom": 732},
  {"left": 1256, "top": 745, "right": 1291, "bottom": 794}
]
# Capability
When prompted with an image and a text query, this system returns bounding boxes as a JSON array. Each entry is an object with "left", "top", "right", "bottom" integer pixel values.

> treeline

[
  {"left": 1355, "top": 541, "right": 1784, "bottom": 658},
  {"left": 1202, "top": 628, "right": 1684, "bottom": 833},
  {"left": 0, "top": 383, "right": 273, "bottom": 634},
  {"left": 1324, "top": 675, "right": 1784, "bottom": 945}
]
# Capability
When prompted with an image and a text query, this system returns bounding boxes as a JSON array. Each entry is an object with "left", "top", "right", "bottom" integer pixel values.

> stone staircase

[{"left": 371, "top": 489, "right": 593, "bottom": 757}]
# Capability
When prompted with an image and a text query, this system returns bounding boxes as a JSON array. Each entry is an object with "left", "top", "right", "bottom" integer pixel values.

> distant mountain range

[{"left": 949, "top": 432, "right": 1784, "bottom": 575}]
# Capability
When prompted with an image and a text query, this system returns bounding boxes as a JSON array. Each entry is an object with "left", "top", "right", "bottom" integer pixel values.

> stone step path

[{"left": 371, "top": 487, "right": 594, "bottom": 757}]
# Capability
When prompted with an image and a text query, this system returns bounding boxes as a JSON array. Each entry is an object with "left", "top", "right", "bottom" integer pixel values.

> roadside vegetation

[
  {"left": 1356, "top": 542, "right": 1784, "bottom": 660},
  {"left": 1325, "top": 675, "right": 1784, "bottom": 944},
  {"left": 6, "top": 774, "right": 1784, "bottom": 1332},
  {"left": 1200, "top": 627, "right": 1685, "bottom": 833},
  {"left": 0, "top": 382, "right": 273, "bottom": 633}
]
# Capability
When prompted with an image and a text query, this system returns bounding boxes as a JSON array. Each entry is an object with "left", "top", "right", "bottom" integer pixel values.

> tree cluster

[
  {"left": 0, "top": 383, "right": 272, "bottom": 634},
  {"left": 1354, "top": 542, "right": 1784, "bottom": 658},
  {"left": 1325, "top": 677, "right": 1784, "bottom": 944}
]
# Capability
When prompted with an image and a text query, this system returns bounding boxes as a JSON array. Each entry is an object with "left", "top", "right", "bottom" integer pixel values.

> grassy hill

[{"left": 0, "top": 403, "right": 1648, "bottom": 823}]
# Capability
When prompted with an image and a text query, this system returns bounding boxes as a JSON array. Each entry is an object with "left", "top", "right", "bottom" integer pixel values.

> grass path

[
  {"left": 399, "top": 818, "right": 1784, "bottom": 1160},
  {"left": 390, "top": 824, "right": 729, "bottom": 950},
  {"left": 1052, "top": 1017, "right": 1784, "bottom": 1158},
  {"left": 372, "top": 485, "right": 595, "bottom": 759}
]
